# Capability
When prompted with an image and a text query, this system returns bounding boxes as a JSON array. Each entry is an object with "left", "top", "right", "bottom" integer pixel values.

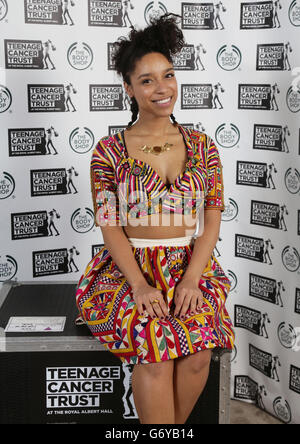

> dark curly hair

[{"left": 111, "top": 13, "right": 185, "bottom": 129}]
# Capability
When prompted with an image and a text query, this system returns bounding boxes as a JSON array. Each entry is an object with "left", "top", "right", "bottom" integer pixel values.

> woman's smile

[{"left": 152, "top": 96, "right": 173, "bottom": 107}]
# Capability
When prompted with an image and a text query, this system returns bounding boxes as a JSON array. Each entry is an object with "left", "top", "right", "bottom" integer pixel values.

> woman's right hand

[{"left": 132, "top": 283, "right": 169, "bottom": 320}]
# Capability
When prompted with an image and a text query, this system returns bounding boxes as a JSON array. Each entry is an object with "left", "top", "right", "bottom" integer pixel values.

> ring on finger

[{"left": 150, "top": 299, "right": 159, "bottom": 305}]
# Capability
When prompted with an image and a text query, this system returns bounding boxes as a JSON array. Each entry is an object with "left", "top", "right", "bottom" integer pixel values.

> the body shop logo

[
  {"left": 181, "top": 83, "right": 225, "bottom": 109},
  {"left": 222, "top": 199, "right": 238, "bottom": 222},
  {"left": 0, "top": 171, "right": 15, "bottom": 199},
  {"left": 88, "top": 0, "right": 123, "bottom": 27},
  {"left": 145, "top": 1, "right": 167, "bottom": 25},
  {"left": 215, "top": 123, "right": 240, "bottom": 148},
  {"left": 182, "top": 2, "right": 227, "bottom": 29},
  {"left": 289, "top": 0, "right": 300, "bottom": 26},
  {"left": 238, "top": 84, "right": 280, "bottom": 110},
  {"left": 69, "top": 127, "right": 95, "bottom": 154},
  {"left": 278, "top": 322, "right": 297, "bottom": 349},
  {"left": 226, "top": 269, "right": 236, "bottom": 293},
  {"left": 257, "top": 43, "right": 293, "bottom": 71},
  {"left": 241, "top": 1, "right": 282, "bottom": 29},
  {"left": 253, "top": 124, "right": 290, "bottom": 153},
  {"left": 28, "top": 84, "right": 77, "bottom": 112},
  {"left": 0, "top": 85, "right": 12, "bottom": 113},
  {"left": 273, "top": 397, "right": 291, "bottom": 423},
  {"left": 71, "top": 208, "right": 95, "bottom": 233},
  {"left": 0, "top": 0, "right": 8, "bottom": 21},
  {"left": 286, "top": 86, "right": 300, "bottom": 113},
  {"left": 281, "top": 246, "right": 300, "bottom": 272},
  {"left": 0, "top": 255, "right": 17, "bottom": 281},
  {"left": 284, "top": 167, "right": 300, "bottom": 194},
  {"left": 25, "top": 0, "right": 75, "bottom": 25},
  {"left": 67, "top": 42, "right": 94, "bottom": 70},
  {"left": 217, "top": 45, "right": 242, "bottom": 71}
]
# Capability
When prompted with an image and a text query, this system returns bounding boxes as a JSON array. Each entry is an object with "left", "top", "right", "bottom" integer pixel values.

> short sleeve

[
  {"left": 204, "top": 136, "right": 225, "bottom": 212},
  {"left": 90, "top": 139, "right": 120, "bottom": 226}
]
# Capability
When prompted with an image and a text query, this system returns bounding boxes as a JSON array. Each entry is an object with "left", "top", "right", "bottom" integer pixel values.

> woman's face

[{"left": 124, "top": 51, "right": 178, "bottom": 119}]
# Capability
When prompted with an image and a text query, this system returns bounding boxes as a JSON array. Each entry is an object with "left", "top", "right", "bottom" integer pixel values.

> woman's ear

[{"left": 123, "top": 81, "right": 133, "bottom": 98}]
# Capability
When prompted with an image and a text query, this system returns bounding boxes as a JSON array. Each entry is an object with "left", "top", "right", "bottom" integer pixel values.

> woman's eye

[{"left": 142, "top": 73, "right": 175, "bottom": 84}]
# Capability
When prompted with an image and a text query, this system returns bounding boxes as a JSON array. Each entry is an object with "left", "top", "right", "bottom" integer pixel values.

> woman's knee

[{"left": 177, "top": 349, "right": 212, "bottom": 373}]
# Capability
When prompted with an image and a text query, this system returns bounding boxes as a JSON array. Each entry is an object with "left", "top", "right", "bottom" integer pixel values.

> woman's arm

[
  {"left": 182, "top": 132, "right": 226, "bottom": 282},
  {"left": 182, "top": 209, "right": 221, "bottom": 284},
  {"left": 100, "top": 225, "right": 148, "bottom": 291}
]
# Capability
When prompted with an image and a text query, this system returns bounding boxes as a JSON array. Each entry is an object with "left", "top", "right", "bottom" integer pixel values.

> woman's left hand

[{"left": 173, "top": 278, "right": 204, "bottom": 319}]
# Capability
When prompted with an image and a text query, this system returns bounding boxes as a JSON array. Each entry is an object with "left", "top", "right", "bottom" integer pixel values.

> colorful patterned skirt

[{"left": 75, "top": 235, "right": 235, "bottom": 365}]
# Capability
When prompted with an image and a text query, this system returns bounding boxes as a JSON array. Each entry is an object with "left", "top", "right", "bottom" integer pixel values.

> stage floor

[{"left": 230, "top": 400, "right": 283, "bottom": 425}]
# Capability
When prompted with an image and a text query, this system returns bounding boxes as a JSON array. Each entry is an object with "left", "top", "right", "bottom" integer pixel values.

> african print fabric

[
  {"left": 75, "top": 240, "right": 235, "bottom": 365},
  {"left": 90, "top": 125, "right": 225, "bottom": 227}
]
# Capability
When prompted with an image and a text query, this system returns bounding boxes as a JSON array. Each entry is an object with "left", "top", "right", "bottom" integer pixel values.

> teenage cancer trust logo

[{"left": 28, "top": 84, "right": 77, "bottom": 112}]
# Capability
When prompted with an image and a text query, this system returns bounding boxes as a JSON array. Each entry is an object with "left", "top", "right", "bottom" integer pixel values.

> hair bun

[
  {"left": 112, "top": 12, "right": 185, "bottom": 83},
  {"left": 112, "top": 12, "right": 184, "bottom": 128}
]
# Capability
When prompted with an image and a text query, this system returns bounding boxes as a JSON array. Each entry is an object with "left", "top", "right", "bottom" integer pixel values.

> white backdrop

[{"left": 0, "top": 0, "right": 300, "bottom": 424}]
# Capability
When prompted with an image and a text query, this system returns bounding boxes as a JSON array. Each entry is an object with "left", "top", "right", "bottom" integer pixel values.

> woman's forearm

[
  {"left": 100, "top": 226, "right": 148, "bottom": 291},
  {"left": 183, "top": 211, "right": 221, "bottom": 284}
]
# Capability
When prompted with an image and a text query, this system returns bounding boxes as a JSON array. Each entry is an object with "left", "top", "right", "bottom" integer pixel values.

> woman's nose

[{"left": 155, "top": 79, "right": 168, "bottom": 92}]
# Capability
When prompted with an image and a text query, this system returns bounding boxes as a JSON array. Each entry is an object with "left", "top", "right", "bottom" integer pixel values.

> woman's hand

[
  {"left": 173, "top": 278, "right": 204, "bottom": 319},
  {"left": 132, "top": 283, "right": 169, "bottom": 320}
]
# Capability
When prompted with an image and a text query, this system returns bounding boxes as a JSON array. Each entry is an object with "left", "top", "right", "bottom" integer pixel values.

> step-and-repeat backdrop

[{"left": 0, "top": 0, "right": 300, "bottom": 424}]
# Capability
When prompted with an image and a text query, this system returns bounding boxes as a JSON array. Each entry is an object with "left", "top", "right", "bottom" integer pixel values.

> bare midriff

[{"left": 123, "top": 213, "right": 198, "bottom": 239}]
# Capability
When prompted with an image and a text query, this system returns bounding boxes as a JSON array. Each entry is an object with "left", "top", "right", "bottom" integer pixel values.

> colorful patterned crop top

[{"left": 90, "top": 124, "right": 225, "bottom": 226}]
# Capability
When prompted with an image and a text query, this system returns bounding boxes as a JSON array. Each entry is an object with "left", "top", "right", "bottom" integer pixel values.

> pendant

[
  {"left": 153, "top": 146, "right": 162, "bottom": 154},
  {"left": 140, "top": 142, "right": 174, "bottom": 155}
]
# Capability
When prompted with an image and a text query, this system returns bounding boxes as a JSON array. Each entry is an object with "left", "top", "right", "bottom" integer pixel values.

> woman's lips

[{"left": 152, "top": 96, "right": 172, "bottom": 106}]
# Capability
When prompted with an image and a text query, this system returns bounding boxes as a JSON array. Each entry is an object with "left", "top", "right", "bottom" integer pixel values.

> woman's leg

[
  {"left": 173, "top": 349, "right": 212, "bottom": 424},
  {"left": 132, "top": 359, "right": 175, "bottom": 424}
]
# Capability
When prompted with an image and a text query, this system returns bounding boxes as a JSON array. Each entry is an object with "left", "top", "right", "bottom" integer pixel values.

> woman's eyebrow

[{"left": 137, "top": 67, "right": 174, "bottom": 80}]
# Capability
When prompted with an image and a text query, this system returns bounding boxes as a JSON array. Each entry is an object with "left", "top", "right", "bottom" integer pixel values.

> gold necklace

[{"left": 139, "top": 142, "right": 174, "bottom": 156}]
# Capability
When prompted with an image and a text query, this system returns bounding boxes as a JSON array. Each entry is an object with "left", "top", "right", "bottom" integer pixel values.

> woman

[{"left": 75, "top": 13, "right": 235, "bottom": 424}]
